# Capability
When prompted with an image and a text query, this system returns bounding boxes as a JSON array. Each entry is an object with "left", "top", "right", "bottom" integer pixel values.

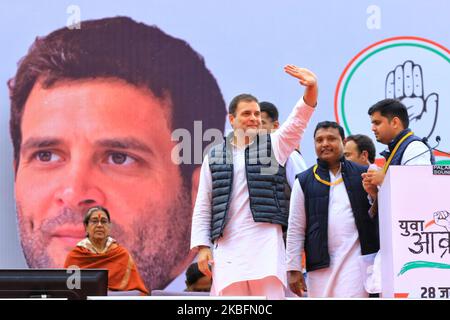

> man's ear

[
  {"left": 273, "top": 120, "right": 280, "bottom": 130},
  {"left": 191, "top": 166, "right": 201, "bottom": 208},
  {"left": 392, "top": 116, "right": 403, "bottom": 129},
  {"left": 360, "top": 150, "right": 369, "bottom": 163},
  {"left": 228, "top": 113, "right": 235, "bottom": 128}
]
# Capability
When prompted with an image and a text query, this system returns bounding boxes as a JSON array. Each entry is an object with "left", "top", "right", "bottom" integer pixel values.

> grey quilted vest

[{"left": 208, "top": 133, "right": 288, "bottom": 242}]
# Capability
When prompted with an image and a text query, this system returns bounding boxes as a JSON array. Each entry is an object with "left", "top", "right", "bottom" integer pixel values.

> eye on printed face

[{"left": 15, "top": 78, "right": 192, "bottom": 289}]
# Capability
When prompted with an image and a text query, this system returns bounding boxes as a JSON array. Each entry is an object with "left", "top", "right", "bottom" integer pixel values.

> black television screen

[{"left": 0, "top": 269, "right": 108, "bottom": 300}]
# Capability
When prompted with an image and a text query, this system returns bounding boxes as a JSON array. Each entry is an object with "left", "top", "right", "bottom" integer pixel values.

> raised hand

[
  {"left": 284, "top": 65, "right": 317, "bottom": 87},
  {"left": 385, "top": 60, "right": 438, "bottom": 139},
  {"left": 285, "top": 65, "right": 318, "bottom": 107}
]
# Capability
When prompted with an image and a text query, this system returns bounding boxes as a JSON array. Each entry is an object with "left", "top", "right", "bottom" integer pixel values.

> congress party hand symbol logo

[
  {"left": 385, "top": 60, "right": 438, "bottom": 139},
  {"left": 335, "top": 36, "right": 450, "bottom": 164},
  {"left": 433, "top": 210, "right": 450, "bottom": 232}
]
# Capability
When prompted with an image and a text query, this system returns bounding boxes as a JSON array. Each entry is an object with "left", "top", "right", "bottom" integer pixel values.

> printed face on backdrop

[{"left": 15, "top": 78, "right": 195, "bottom": 290}]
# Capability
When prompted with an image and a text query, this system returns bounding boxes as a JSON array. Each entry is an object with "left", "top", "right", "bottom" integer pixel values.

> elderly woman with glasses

[{"left": 64, "top": 206, "right": 149, "bottom": 295}]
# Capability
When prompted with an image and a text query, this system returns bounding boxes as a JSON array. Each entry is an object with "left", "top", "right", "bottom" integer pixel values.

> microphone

[
  {"left": 403, "top": 135, "right": 440, "bottom": 165},
  {"left": 432, "top": 136, "right": 450, "bottom": 156}
]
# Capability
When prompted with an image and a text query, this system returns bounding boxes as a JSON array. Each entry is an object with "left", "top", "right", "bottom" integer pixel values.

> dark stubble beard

[
  {"left": 17, "top": 206, "right": 83, "bottom": 268},
  {"left": 122, "top": 190, "right": 192, "bottom": 290},
  {"left": 17, "top": 187, "right": 192, "bottom": 291}
]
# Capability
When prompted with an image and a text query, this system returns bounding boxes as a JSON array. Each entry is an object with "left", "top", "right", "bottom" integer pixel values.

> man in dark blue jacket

[
  {"left": 286, "top": 121, "right": 379, "bottom": 297},
  {"left": 363, "top": 98, "right": 434, "bottom": 189}
]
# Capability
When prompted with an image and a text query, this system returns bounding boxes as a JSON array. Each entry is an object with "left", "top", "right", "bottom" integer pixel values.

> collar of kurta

[{"left": 227, "top": 131, "right": 258, "bottom": 148}]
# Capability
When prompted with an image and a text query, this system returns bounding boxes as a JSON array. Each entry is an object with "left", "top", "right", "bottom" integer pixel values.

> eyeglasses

[{"left": 88, "top": 219, "right": 110, "bottom": 226}]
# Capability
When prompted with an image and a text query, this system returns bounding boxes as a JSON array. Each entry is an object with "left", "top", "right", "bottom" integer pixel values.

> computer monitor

[{"left": 0, "top": 269, "right": 108, "bottom": 300}]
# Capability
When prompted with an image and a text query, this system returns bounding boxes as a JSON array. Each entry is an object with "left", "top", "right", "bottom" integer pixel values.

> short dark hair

[
  {"left": 368, "top": 98, "right": 409, "bottom": 129},
  {"left": 185, "top": 263, "right": 205, "bottom": 286},
  {"left": 345, "top": 134, "right": 376, "bottom": 164},
  {"left": 314, "top": 121, "right": 345, "bottom": 141},
  {"left": 9, "top": 16, "right": 226, "bottom": 181},
  {"left": 228, "top": 93, "right": 258, "bottom": 116},
  {"left": 83, "top": 206, "right": 111, "bottom": 227},
  {"left": 259, "top": 101, "right": 279, "bottom": 121}
]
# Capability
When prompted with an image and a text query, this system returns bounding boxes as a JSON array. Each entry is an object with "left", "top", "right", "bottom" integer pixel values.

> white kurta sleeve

[
  {"left": 190, "top": 155, "right": 214, "bottom": 249},
  {"left": 401, "top": 141, "right": 433, "bottom": 165},
  {"left": 271, "top": 97, "right": 315, "bottom": 166},
  {"left": 286, "top": 179, "right": 306, "bottom": 271},
  {"left": 285, "top": 151, "right": 308, "bottom": 188}
]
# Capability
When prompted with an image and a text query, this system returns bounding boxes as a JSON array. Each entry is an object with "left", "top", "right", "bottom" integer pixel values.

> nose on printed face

[{"left": 54, "top": 176, "right": 106, "bottom": 210}]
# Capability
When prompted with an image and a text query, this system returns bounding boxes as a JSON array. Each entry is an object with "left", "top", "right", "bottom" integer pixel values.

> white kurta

[
  {"left": 191, "top": 97, "right": 315, "bottom": 294},
  {"left": 285, "top": 151, "right": 308, "bottom": 188},
  {"left": 401, "top": 141, "right": 432, "bottom": 165},
  {"left": 286, "top": 169, "right": 368, "bottom": 297}
]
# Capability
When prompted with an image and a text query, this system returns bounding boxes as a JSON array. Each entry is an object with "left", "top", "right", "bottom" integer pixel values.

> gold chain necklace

[{"left": 313, "top": 164, "right": 343, "bottom": 186}]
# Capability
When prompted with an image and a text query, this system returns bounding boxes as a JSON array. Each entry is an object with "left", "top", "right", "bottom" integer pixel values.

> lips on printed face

[{"left": 50, "top": 225, "right": 86, "bottom": 254}]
